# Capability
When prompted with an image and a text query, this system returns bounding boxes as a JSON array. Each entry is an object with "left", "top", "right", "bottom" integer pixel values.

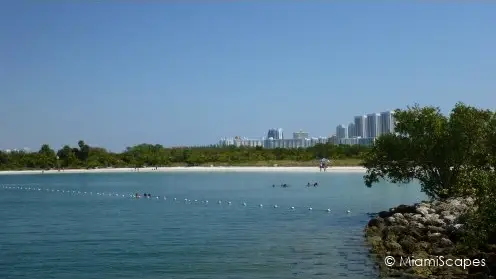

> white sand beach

[{"left": 0, "top": 166, "right": 366, "bottom": 176}]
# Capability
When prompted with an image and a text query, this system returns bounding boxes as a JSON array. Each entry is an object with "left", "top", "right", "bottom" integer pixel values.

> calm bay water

[{"left": 0, "top": 172, "right": 425, "bottom": 279}]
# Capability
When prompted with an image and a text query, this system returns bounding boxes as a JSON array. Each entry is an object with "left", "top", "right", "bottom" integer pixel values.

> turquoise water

[{"left": 0, "top": 172, "right": 425, "bottom": 279}]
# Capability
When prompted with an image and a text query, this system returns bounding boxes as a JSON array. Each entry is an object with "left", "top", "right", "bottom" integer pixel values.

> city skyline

[{"left": 335, "top": 110, "right": 396, "bottom": 145}]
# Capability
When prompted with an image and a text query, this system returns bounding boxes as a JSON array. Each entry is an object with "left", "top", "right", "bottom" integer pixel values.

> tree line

[
  {"left": 0, "top": 140, "right": 371, "bottom": 170},
  {"left": 363, "top": 102, "right": 496, "bottom": 249}
]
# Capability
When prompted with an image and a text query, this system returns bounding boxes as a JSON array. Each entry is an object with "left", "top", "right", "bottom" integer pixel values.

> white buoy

[
  {"left": 290, "top": 206, "right": 295, "bottom": 210},
  {"left": 205, "top": 200, "right": 208, "bottom": 203},
  {"left": 218, "top": 200, "right": 222, "bottom": 204},
  {"left": 273, "top": 205, "right": 278, "bottom": 208},
  {"left": 308, "top": 207, "right": 313, "bottom": 211},
  {"left": 347, "top": 210, "right": 351, "bottom": 213},
  {"left": 174, "top": 198, "right": 177, "bottom": 201},
  {"left": 259, "top": 204, "right": 263, "bottom": 207},
  {"left": 327, "top": 209, "right": 331, "bottom": 212},
  {"left": 242, "top": 202, "right": 247, "bottom": 206},
  {"left": 228, "top": 201, "right": 231, "bottom": 205},
  {"left": 194, "top": 199, "right": 198, "bottom": 202}
]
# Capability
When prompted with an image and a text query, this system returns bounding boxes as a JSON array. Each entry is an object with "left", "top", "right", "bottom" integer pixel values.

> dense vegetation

[
  {"left": 0, "top": 141, "right": 370, "bottom": 170},
  {"left": 363, "top": 102, "right": 496, "bottom": 248}
]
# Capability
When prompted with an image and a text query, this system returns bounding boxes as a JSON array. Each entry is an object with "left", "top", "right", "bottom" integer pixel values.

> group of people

[
  {"left": 135, "top": 193, "right": 153, "bottom": 198},
  {"left": 272, "top": 182, "right": 319, "bottom": 188},
  {"left": 306, "top": 182, "right": 319, "bottom": 187},
  {"left": 319, "top": 158, "right": 331, "bottom": 172}
]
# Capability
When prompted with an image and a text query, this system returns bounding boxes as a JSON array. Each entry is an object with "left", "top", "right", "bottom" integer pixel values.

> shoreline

[{"left": 0, "top": 166, "right": 366, "bottom": 176}]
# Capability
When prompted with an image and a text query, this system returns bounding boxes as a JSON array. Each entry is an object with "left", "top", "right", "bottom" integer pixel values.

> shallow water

[{"left": 0, "top": 172, "right": 426, "bottom": 279}]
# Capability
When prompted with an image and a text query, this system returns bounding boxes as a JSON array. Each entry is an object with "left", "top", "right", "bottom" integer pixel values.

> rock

[
  {"left": 418, "top": 241, "right": 431, "bottom": 250},
  {"left": 439, "top": 237, "right": 453, "bottom": 247},
  {"left": 428, "top": 226, "right": 446, "bottom": 233},
  {"left": 367, "top": 217, "right": 385, "bottom": 229},
  {"left": 394, "top": 204, "right": 417, "bottom": 214},
  {"left": 444, "top": 215, "right": 457, "bottom": 224},
  {"left": 454, "top": 224, "right": 463, "bottom": 230},
  {"left": 365, "top": 197, "right": 482, "bottom": 279},
  {"left": 393, "top": 213, "right": 405, "bottom": 219},
  {"left": 416, "top": 206, "right": 430, "bottom": 216},
  {"left": 410, "top": 221, "right": 425, "bottom": 229},
  {"left": 379, "top": 210, "right": 393, "bottom": 219},
  {"left": 384, "top": 225, "right": 408, "bottom": 238},
  {"left": 425, "top": 215, "right": 445, "bottom": 227},
  {"left": 406, "top": 228, "right": 423, "bottom": 239},
  {"left": 465, "top": 197, "right": 475, "bottom": 206},
  {"left": 385, "top": 240, "right": 403, "bottom": 253},
  {"left": 427, "top": 232, "right": 443, "bottom": 242},
  {"left": 400, "top": 235, "right": 420, "bottom": 254},
  {"left": 386, "top": 216, "right": 397, "bottom": 225}
]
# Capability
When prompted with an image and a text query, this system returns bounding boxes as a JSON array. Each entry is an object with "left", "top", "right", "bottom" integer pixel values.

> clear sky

[{"left": 1, "top": 2, "right": 495, "bottom": 152}]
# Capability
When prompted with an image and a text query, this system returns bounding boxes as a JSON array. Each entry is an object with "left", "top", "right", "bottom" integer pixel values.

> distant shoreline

[{"left": 0, "top": 166, "right": 366, "bottom": 176}]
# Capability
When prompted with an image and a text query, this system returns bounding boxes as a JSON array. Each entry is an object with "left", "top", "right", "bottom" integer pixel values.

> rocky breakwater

[{"left": 365, "top": 197, "right": 496, "bottom": 279}]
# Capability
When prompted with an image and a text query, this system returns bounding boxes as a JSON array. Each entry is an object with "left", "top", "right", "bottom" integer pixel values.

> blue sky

[{"left": 1, "top": 2, "right": 495, "bottom": 152}]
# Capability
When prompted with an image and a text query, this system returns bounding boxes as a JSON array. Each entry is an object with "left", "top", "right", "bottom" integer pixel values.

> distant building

[
  {"left": 218, "top": 137, "right": 263, "bottom": 148},
  {"left": 354, "top": 115, "right": 367, "bottom": 138},
  {"left": 267, "top": 128, "right": 284, "bottom": 140},
  {"left": 328, "top": 135, "right": 339, "bottom": 145},
  {"left": 366, "top": 113, "right": 381, "bottom": 138},
  {"left": 293, "top": 130, "right": 309, "bottom": 140},
  {"left": 218, "top": 132, "right": 327, "bottom": 149},
  {"left": 338, "top": 137, "right": 375, "bottom": 146},
  {"left": 380, "top": 111, "right": 396, "bottom": 135},
  {"left": 336, "top": 124, "right": 348, "bottom": 139},
  {"left": 347, "top": 123, "right": 356, "bottom": 138}
]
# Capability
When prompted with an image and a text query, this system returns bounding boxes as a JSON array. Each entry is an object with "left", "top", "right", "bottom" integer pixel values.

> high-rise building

[
  {"left": 366, "top": 113, "right": 380, "bottom": 138},
  {"left": 348, "top": 123, "right": 355, "bottom": 138},
  {"left": 380, "top": 111, "right": 396, "bottom": 135},
  {"left": 336, "top": 124, "right": 348, "bottom": 139},
  {"left": 354, "top": 115, "right": 367, "bottom": 138},
  {"left": 267, "top": 128, "right": 283, "bottom": 139},
  {"left": 293, "top": 130, "right": 309, "bottom": 139}
]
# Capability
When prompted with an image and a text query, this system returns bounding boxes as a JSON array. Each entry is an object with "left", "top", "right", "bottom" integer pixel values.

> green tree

[
  {"left": 362, "top": 103, "right": 494, "bottom": 200},
  {"left": 38, "top": 144, "right": 57, "bottom": 169}
]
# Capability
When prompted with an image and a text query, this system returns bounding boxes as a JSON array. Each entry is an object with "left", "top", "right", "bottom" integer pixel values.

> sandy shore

[{"left": 0, "top": 166, "right": 366, "bottom": 175}]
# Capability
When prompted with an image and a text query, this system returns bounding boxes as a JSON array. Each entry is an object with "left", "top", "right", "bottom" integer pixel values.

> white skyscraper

[
  {"left": 348, "top": 123, "right": 355, "bottom": 138},
  {"left": 380, "top": 111, "right": 396, "bottom": 134},
  {"left": 336, "top": 124, "right": 348, "bottom": 139},
  {"left": 366, "top": 113, "right": 381, "bottom": 138},
  {"left": 354, "top": 115, "right": 367, "bottom": 138},
  {"left": 267, "top": 128, "right": 284, "bottom": 139}
]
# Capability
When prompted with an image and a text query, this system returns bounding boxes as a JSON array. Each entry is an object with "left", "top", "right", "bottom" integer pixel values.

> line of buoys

[{"left": 0, "top": 184, "right": 352, "bottom": 214}]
